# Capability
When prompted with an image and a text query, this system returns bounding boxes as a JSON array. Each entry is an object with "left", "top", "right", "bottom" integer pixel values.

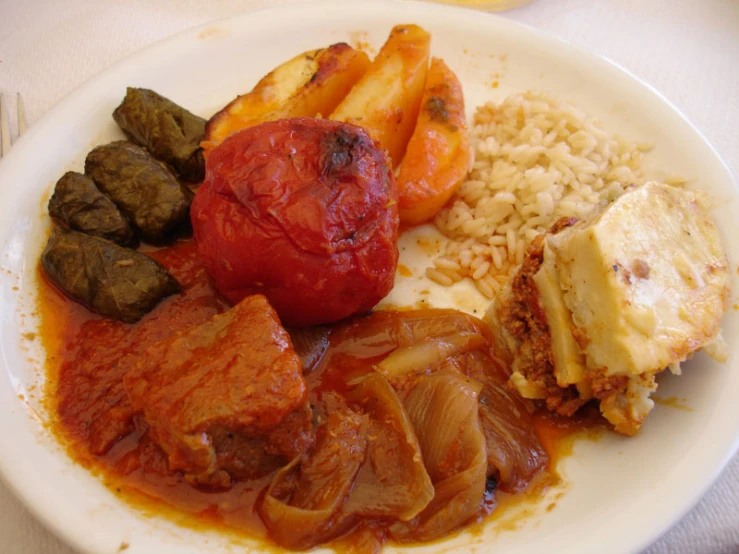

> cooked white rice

[{"left": 429, "top": 91, "right": 665, "bottom": 297}]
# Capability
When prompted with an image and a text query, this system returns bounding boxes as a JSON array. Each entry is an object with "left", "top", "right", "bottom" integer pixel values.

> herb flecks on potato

[
  {"left": 330, "top": 24, "right": 431, "bottom": 168},
  {"left": 397, "top": 57, "right": 470, "bottom": 225}
]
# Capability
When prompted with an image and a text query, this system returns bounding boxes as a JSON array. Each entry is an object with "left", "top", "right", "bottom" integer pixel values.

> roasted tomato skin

[{"left": 192, "top": 117, "right": 399, "bottom": 328}]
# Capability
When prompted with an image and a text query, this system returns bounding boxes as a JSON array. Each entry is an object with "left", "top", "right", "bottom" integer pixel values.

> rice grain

[{"left": 432, "top": 92, "right": 649, "bottom": 298}]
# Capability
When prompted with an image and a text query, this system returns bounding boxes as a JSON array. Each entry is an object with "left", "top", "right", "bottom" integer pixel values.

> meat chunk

[
  {"left": 486, "top": 218, "right": 586, "bottom": 417},
  {"left": 124, "top": 294, "right": 312, "bottom": 487}
]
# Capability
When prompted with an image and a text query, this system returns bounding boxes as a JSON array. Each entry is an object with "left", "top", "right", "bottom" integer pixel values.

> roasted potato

[
  {"left": 202, "top": 43, "right": 370, "bottom": 154},
  {"left": 397, "top": 57, "right": 470, "bottom": 225},
  {"left": 330, "top": 24, "right": 431, "bottom": 167}
]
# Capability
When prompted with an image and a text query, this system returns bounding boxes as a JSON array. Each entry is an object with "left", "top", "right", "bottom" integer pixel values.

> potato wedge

[
  {"left": 202, "top": 43, "right": 370, "bottom": 154},
  {"left": 330, "top": 25, "right": 431, "bottom": 167},
  {"left": 397, "top": 57, "right": 470, "bottom": 225}
]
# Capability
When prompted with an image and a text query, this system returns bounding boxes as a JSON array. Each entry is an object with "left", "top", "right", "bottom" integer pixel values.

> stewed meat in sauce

[
  {"left": 40, "top": 239, "right": 557, "bottom": 551},
  {"left": 123, "top": 294, "right": 313, "bottom": 489}
]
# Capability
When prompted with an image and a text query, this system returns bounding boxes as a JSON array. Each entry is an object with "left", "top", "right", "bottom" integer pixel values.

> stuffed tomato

[{"left": 191, "top": 117, "right": 398, "bottom": 327}]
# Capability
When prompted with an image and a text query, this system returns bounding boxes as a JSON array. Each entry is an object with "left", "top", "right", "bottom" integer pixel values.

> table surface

[{"left": 1, "top": 0, "right": 738, "bottom": 552}]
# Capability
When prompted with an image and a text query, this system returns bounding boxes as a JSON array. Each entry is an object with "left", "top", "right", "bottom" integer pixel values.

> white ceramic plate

[{"left": 0, "top": 2, "right": 737, "bottom": 553}]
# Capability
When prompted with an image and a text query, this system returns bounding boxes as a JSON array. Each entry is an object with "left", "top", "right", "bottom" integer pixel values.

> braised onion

[
  {"left": 344, "top": 373, "right": 434, "bottom": 520},
  {"left": 261, "top": 309, "right": 548, "bottom": 549},
  {"left": 392, "top": 373, "right": 487, "bottom": 541},
  {"left": 376, "top": 333, "right": 487, "bottom": 380},
  {"left": 260, "top": 399, "right": 366, "bottom": 549},
  {"left": 463, "top": 350, "right": 548, "bottom": 490}
]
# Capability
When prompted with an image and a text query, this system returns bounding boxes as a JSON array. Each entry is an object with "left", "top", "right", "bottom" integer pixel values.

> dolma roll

[
  {"left": 48, "top": 171, "right": 137, "bottom": 247},
  {"left": 41, "top": 228, "right": 180, "bottom": 323},
  {"left": 113, "top": 87, "right": 206, "bottom": 182},
  {"left": 85, "top": 141, "right": 193, "bottom": 244}
]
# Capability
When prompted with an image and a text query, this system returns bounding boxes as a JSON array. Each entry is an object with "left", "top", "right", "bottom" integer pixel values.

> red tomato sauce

[{"left": 38, "top": 237, "right": 602, "bottom": 550}]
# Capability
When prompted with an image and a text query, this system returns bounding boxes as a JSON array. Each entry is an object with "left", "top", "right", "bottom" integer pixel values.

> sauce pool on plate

[{"left": 37, "top": 237, "right": 601, "bottom": 551}]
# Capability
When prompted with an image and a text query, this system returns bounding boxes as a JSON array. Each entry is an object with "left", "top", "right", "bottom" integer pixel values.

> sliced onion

[
  {"left": 462, "top": 350, "right": 548, "bottom": 491},
  {"left": 479, "top": 382, "right": 548, "bottom": 490},
  {"left": 289, "top": 326, "right": 331, "bottom": 373},
  {"left": 329, "top": 310, "right": 485, "bottom": 366},
  {"left": 391, "top": 373, "right": 488, "bottom": 542},
  {"left": 327, "top": 313, "right": 400, "bottom": 359},
  {"left": 394, "top": 311, "right": 483, "bottom": 346},
  {"left": 376, "top": 333, "right": 487, "bottom": 381},
  {"left": 259, "top": 400, "right": 366, "bottom": 550},
  {"left": 344, "top": 373, "right": 434, "bottom": 520}
]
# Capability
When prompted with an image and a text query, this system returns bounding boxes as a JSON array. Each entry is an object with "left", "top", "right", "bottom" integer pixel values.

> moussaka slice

[{"left": 486, "top": 182, "right": 731, "bottom": 435}]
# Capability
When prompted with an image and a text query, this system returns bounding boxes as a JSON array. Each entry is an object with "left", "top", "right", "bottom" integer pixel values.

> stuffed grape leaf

[
  {"left": 41, "top": 228, "right": 180, "bottom": 323},
  {"left": 113, "top": 87, "right": 205, "bottom": 182},
  {"left": 47, "top": 171, "right": 137, "bottom": 247},
  {"left": 85, "top": 141, "right": 193, "bottom": 244}
]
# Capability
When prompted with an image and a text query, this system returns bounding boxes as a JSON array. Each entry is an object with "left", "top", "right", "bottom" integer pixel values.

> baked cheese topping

[
  {"left": 548, "top": 182, "right": 729, "bottom": 378},
  {"left": 487, "top": 182, "right": 731, "bottom": 436}
]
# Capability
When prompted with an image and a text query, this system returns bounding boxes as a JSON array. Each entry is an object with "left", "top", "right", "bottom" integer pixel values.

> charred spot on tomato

[
  {"left": 425, "top": 96, "right": 449, "bottom": 124},
  {"left": 319, "top": 128, "right": 369, "bottom": 178}
]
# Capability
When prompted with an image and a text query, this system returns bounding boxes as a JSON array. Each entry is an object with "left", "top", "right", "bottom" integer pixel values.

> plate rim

[{"left": 0, "top": 2, "right": 736, "bottom": 553}]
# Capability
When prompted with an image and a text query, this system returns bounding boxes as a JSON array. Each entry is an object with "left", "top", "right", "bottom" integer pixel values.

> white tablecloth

[{"left": 1, "top": 1, "right": 738, "bottom": 552}]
